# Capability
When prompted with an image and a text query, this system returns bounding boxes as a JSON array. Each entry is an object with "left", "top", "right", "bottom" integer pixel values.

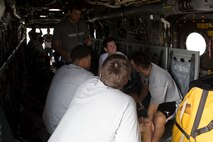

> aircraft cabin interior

[{"left": 0, "top": 0, "right": 213, "bottom": 141}]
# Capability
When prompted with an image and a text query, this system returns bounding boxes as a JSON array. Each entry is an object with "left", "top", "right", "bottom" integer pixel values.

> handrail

[{"left": 0, "top": 38, "right": 26, "bottom": 74}]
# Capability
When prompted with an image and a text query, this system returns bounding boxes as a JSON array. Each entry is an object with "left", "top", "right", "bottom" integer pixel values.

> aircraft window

[
  {"left": 186, "top": 32, "right": 206, "bottom": 56},
  {"left": 26, "top": 28, "right": 54, "bottom": 44}
]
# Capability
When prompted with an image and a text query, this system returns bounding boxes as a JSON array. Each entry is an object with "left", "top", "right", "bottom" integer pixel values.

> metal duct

[
  {"left": 5, "top": 0, "right": 21, "bottom": 19},
  {"left": 11, "top": 4, "right": 21, "bottom": 19},
  {"left": 163, "top": 0, "right": 213, "bottom": 17},
  {"left": 0, "top": 12, "right": 11, "bottom": 30},
  {"left": 0, "top": 0, "right": 5, "bottom": 20},
  {"left": 88, "top": 4, "right": 163, "bottom": 22},
  {"left": 88, "top": 0, "right": 213, "bottom": 22},
  {"left": 26, "top": 18, "right": 61, "bottom": 26}
]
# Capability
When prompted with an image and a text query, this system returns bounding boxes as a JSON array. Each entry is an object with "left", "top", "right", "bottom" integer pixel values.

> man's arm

[
  {"left": 147, "top": 103, "right": 159, "bottom": 121},
  {"left": 138, "top": 81, "right": 149, "bottom": 103},
  {"left": 83, "top": 38, "right": 93, "bottom": 47},
  {"left": 52, "top": 40, "right": 71, "bottom": 62},
  {"left": 82, "top": 21, "right": 93, "bottom": 47}
]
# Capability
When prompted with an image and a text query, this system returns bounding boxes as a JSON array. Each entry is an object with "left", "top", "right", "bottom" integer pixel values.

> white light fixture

[{"left": 49, "top": 9, "right": 61, "bottom": 11}]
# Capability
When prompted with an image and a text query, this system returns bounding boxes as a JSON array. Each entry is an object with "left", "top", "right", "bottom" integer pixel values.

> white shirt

[
  {"left": 43, "top": 64, "right": 93, "bottom": 134},
  {"left": 48, "top": 77, "right": 140, "bottom": 142}
]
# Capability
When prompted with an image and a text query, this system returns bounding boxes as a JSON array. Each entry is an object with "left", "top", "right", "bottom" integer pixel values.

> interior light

[
  {"left": 49, "top": 9, "right": 61, "bottom": 11},
  {"left": 94, "top": 29, "right": 97, "bottom": 39},
  {"left": 186, "top": 32, "right": 206, "bottom": 55}
]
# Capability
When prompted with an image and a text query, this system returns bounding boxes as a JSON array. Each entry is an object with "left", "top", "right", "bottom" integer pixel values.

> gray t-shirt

[
  {"left": 140, "top": 63, "right": 181, "bottom": 105},
  {"left": 52, "top": 17, "right": 89, "bottom": 52}
]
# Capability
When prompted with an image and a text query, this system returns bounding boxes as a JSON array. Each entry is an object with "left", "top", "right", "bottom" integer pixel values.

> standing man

[
  {"left": 43, "top": 45, "right": 94, "bottom": 134},
  {"left": 43, "top": 28, "right": 53, "bottom": 58},
  {"left": 130, "top": 51, "right": 181, "bottom": 142},
  {"left": 52, "top": 1, "right": 92, "bottom": 63},
  {"left": 48, "top": 54, "right": 141, "bottom": 142}
]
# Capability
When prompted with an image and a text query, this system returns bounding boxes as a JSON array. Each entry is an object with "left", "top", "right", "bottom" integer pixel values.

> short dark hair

[
  {"left": 69, "top": 1, "right": 83, "bottom": 11},
  {"left": 100, "top": 54, "right": 131, "bottom": 89},
  {"left": 131, "top": 51, "right": 152, "bottom": 69},
  {"left": 103, "top": 37, "right": 116, "bottom": 48},
  {"left": 70, "top": 45, "right": 91, "bottom": 62},
  {"left": 30, "top": 33, "right": 42, "bottom": 40}
]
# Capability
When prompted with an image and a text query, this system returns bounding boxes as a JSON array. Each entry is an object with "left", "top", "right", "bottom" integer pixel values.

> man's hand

[
  {"left": 139, "top": 117, "right": 154, "bottom": 133},
  {"left": 83, "top": 38, "right": 93, "bottom": 46},
  {"left": 139, "top": 117, "right": 154, "bottom": 142}
]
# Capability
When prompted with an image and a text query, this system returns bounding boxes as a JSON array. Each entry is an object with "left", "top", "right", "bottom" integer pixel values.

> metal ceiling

[{"left": 1, "top": 0, "right": 213, "bottom": 27}]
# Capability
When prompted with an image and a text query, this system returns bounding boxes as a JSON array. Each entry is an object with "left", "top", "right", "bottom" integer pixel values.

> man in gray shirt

[
  {"left": 52, "top": 1, "right": 92, "bottom": 63},
  {"left": 130, "top": 51, "right": 181, "bottom": 142}
]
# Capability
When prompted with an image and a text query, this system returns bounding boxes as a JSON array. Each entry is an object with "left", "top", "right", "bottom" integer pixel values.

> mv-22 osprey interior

[{"left": 0, "top": 0, "right": 213, "bottom": 141}]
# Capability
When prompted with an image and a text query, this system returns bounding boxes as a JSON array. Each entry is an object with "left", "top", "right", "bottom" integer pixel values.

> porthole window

[{"left": 186, "top": 32, "right": 206, "bottom": 55}]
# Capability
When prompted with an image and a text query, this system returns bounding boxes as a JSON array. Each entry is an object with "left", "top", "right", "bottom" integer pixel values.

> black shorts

[{"left": 157, "top": 101, "right": 176, "bottom": 118}]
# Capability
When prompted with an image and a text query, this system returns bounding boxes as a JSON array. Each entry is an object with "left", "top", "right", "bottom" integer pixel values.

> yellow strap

[
  {"left": 180, "top": 98, "right": 188, "bottom": 123},
  {"left": 180, "top": 134, "right": 184, "bottom": 142}
]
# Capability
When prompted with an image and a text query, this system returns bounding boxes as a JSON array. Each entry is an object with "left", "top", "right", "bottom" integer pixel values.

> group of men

[{"left": 42, "top": 1, "right": 182, "bottom": 142}]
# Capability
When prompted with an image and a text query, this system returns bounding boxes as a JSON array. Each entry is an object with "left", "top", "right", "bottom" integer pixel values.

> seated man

[
  {"left": 98, "top": 37, "right": 124, "bottom": 75},
  {"left": 42, "top": 45, "right": 94, "bottom": 134},
  {"left": 48, "top": 54, "right": 141, "bottom": 142},
  {"left": 130, "top": 51, "right": 181, "bottom": 142}
]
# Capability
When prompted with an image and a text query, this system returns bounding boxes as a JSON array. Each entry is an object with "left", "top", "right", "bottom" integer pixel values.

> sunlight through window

[{"left": 186, "top": 32, "right": 206, "bottom": 55}]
